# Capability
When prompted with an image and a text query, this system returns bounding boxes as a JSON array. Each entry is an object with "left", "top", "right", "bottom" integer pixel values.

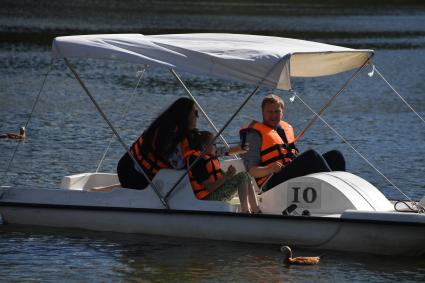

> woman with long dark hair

[{"left": 117, "top": 97, "right": 198, "bottom": 189}]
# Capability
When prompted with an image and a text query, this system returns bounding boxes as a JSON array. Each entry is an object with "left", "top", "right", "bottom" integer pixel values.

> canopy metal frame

[
  {"left": 6, "top": 35, "right": 422, "bottom": 212},
  {"left": 294, "top": 55, "right": 374, "bottom": 142},
  {"left": 56, "top": 44, "right": 374, "bottom": 209},
  {"left": 58, "top": 56, "right": 242, "bottom": 209},
  {"left": 164, "top": 56, "right": 375, "bottom": 201},
  {"left": 95, "top": 68, "right": 147, "bottom": 173},
  {"left": 59, "top": 56, "right": 242, "bottom": 209},
  {"left": 169, "top": 69, "right": 231, "bottom": 150},
  {"left": 164, "top": 56, "right": 297, "bottom": 201},
  {"left": 61, "top": 57, "right": 169, "bottom": 208}
]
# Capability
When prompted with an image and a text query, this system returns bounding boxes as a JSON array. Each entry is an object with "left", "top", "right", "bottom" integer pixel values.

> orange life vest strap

[
  {"left": 130, "top": 135, "right": 170, "bottom": 179},
  {"left": 240, "top": 120, "right": 297, "bottom": 186},
  {"left": 185, "top": 150, "right": 223, "bottom": 199}
]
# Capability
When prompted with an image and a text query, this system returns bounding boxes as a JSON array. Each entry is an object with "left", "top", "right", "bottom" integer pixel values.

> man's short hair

[{"left": 261, "top": 94, "right": 284, "bottom": 110}]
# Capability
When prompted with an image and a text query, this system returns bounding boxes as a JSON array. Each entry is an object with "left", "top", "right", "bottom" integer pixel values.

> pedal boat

[{"left": 1, "top": 33, "right": 424, "bottom": 256}]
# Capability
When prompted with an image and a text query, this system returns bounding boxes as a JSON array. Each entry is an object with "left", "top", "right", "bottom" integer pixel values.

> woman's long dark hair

[{"left": 141, "top": 97, "right": 195, "bottom": 161}]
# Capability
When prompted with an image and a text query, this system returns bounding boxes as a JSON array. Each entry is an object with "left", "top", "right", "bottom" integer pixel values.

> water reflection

[{"left": 1, "top": 225, "right": 424, "bottom": 282}]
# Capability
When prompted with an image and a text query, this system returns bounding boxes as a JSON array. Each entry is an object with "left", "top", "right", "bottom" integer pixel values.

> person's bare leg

[
  {"left": 88, "top": 183, "right": 121, "bottom": 192},
  {"left": 237, "top": 182, "right": 250, "bottom": 213},
  {"left": 247, "top": 179, "right": 260, "bottom": 213}
]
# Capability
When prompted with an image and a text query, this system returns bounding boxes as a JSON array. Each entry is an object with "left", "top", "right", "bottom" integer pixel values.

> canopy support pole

[
  {"left": 95, "top": 68, "right": 146, "bottom": 173},
  {"left": 294, "top": 55, "right": 374, "bottom": 142},
  {"left": 62, "top": 57, "right": 169, "bottom": 209},
  {"left": 2, "top": 62, "right": 53, "bottom": 184},
  {"left": 292, "top": 90, "right": 415, "bottom": 204},
  {"left": 372, "top": 65, "right": 425, "bottom": 126},
  {"left": 164, "top": 85, "right": 261, "bottom": 201},
  {"left": 169, "top": 69, "right": 231, "bottom": 149},
  {"left": 164, "top": 57, "right": 289, "bottom": 201}
]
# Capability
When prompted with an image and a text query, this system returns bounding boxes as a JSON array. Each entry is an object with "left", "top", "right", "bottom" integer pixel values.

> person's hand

[
  {"left": 269, "top": 161, "right": 282, "bottom": 174},
  {"left": 228, "top": 143, "right": 249, "bottom": 155},
  {"left": 226, "top": 165, "right": 236, "bottom": 178},
  {"left": 240, "top": 142, "right": 249, "bottom": 152}
]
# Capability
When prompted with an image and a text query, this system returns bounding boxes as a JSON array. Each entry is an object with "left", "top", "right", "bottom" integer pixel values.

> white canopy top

[{"left": 52, "top": 33, "right": 373, "bottom": 90}]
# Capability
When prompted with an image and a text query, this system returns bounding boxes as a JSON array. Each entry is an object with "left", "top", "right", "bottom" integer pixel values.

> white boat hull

[
  {"left": 1, "top": 170, "right": 425, "bottom": 256},
  {"left": 1, "top": 202, "right": 425, "bottom": 256}
]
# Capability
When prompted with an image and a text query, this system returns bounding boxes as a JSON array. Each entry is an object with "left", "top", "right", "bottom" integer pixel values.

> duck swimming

[
  {"left": 0, "top": 127, "right": 26, "bottom": 140},
  {"left": 280, "top": 246, "right": 320, "bottom": 265}
]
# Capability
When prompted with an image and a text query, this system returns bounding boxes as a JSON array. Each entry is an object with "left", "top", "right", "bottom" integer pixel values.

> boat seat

[
  {"left": 150, "top": 169, "right": 238, "bottom": 212},
  {"left": 60, "top": 172, "right": 120, "bottom": 190},
  {"left": 59, "top": 170, "right": 238, "bottom": 212}
]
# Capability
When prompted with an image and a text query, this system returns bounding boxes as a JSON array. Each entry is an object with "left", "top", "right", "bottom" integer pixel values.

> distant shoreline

[
  {"left": 4, "top": 0, "right": 425, "bottom": 15},
  {"left": 2, "top": 28, "right": 425, "bottom": 41},
  {"left": 2, "top": 0, "right": 425, "bottom": 48}
]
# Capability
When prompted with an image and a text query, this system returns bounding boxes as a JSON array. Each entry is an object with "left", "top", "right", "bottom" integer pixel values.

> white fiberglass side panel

[{"left": 258, "top": 172, "right": 392, "bottom": 215}]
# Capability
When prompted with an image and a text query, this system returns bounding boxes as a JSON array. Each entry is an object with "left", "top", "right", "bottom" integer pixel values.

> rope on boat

[
  {"left": 169, "top": 69, "right": 232, "bottom": 151},
  {"left": 95, "top": 68, "right": 146, "bottom": 173},
  {"left": 371, "top": 65, "right": 425, "bottom": 126},
  {"left": 294, "top": 57, "right": 373, "bottom": 143},
  {"left": 2, "top": 62, "right": 53, "bottom": 183},
  {"left": 394, "top": 200, "right": 419, "bottom": 212},
  {"left": 291, "top": 90, "right": 416, "bottom": 205}
]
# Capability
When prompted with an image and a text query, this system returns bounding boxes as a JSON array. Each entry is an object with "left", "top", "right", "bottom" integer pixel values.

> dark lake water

[{"left": 1, "top": 1, "right": 425, "bottom": 282}]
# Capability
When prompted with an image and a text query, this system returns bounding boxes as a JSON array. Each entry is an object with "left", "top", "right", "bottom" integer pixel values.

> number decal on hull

[{"left": 287, "top": 183, "right": 321, "bottom": 209}]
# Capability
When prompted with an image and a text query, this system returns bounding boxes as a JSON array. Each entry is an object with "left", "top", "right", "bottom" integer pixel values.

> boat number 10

[
  {"left": 291, "top": 187, "right": 317, "bottom": 203},
  {"left": 287, "top": 183, "right": 321, "bottom": 208}
]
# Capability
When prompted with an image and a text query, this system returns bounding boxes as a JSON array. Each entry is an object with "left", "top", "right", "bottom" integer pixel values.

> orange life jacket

[
  {"left": 185, "top": 150, "right": 224, "bottom": 200},
  {"left": 130, "top": 135, "right": 192, "bottom": 180},
  {"left": 240, "top": 120, "right": 298, "bottom": 186},
  {"left": 130, "top": 134, "right": 171, "bottom": 181}
]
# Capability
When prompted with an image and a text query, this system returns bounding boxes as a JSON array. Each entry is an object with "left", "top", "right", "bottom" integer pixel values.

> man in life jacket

[{"left": 240, "top": 94, "right": 345, "bottom": 192}]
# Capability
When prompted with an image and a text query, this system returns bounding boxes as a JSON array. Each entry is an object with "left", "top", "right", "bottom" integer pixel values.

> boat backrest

[
  {"left": 59, "top": 170, "right": 237, "bottom": 212},
  {"left": 150, "top": 169, "right": 238, "bottom": 212},
  {"left": 60, "top": 173, "right": 119, "bottom": 190}
]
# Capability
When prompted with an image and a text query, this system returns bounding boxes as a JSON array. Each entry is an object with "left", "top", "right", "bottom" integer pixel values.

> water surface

[{"left": 1, "top": 1, "right": 425, "bottom": 282}]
